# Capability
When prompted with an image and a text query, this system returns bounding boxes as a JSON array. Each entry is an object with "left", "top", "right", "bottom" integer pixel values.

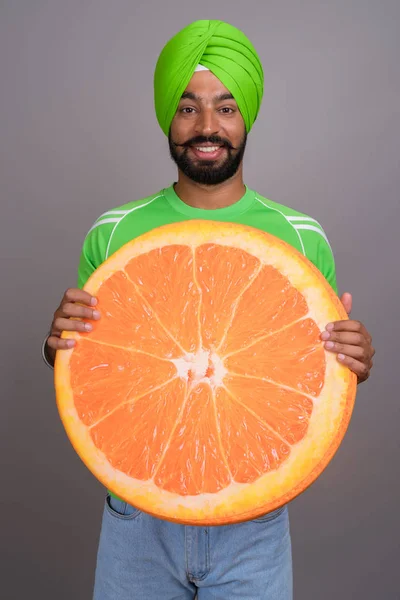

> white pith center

[{"left": 171, "top": 350, "right": 227, "bottom": 388}]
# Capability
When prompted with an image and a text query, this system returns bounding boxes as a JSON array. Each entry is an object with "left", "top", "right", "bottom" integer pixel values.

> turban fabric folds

[{"left": 154, "top": 20, "right": 264, "bottom": 136}]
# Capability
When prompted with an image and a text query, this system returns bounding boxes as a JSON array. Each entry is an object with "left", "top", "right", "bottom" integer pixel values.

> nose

[{"left": 194, "top": 108, "right": 220, "bottom": 136}]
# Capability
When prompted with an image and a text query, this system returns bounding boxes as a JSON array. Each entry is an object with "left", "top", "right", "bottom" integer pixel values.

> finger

[
  {"left": 47, "top": 335, "right": 76, "bottom": 350},
  {"left": 320, "top": 331, "right": 365, "bottom": 346},
  {"left": 59, "top": 302, "right": 101, "bottom": 321},
  {"left": 62, "top": 288, "right": 98, "bottom": 307},
  {"left": 336, "top": 353, "right": 370, "bottom": 380},
  {"left": 340, "top": 292, "right": 352, "bottom": 315},
  {"left": 324, "top": 342, "right": 366, "bottom": 361},
  {"left": 53, "top": 317, "right": 94, "bottom": 334},
  {"left": 325, "top": 320, "right": 368, "bottom": 336}
]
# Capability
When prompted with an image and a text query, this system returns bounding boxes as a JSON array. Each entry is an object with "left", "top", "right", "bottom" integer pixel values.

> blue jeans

[{"left": 93, "top": 494, "right": 293, "bottom": 599}]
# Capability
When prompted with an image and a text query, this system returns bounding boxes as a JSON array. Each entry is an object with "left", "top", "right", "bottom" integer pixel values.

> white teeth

[{"left": 195, "top": 146, "right": 220, "bottom": 153}]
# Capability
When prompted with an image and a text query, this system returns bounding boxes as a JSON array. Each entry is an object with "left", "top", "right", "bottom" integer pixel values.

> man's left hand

[{"left": 321, "top": 292, "right": 375, "bottom": 384}]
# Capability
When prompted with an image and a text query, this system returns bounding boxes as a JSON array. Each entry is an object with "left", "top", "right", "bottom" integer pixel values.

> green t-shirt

[
  {"left": 78, "top": 184, "right": 337, "bottom": 293},
  {"left": 77, "top": 183, "right": 338, "bottom": 500}
]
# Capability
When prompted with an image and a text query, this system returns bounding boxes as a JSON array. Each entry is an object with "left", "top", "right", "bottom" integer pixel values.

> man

[{"left": 43, "top": 20, "right": 374, "bottom": 600}]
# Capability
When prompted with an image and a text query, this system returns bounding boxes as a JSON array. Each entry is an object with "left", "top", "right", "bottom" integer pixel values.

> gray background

[{"left": 1, "top": 0, "right": 399, "bottom": 598}]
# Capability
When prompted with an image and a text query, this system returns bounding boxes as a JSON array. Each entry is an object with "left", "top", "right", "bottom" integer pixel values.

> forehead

[{"left": 183, "top": 70, "right": 233, "bottom": 98}]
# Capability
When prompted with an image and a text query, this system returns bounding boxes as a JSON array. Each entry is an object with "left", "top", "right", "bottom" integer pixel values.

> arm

[
  {"left": 321, "top": 293, "right": 375, "bottom": 384},
  {"left": 301, "top": 225, "right": 375, "bottom": 385},
  {"left": 43, "top": 289, "right": 100, "bottom": 368},
  {"left": 42, "top": 220, "right": 107, "bottom": 368}
]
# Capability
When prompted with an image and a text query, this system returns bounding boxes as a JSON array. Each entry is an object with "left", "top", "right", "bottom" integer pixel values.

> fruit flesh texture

[{"left": 70, "top": 244, "right": 325, "bottom": 495}]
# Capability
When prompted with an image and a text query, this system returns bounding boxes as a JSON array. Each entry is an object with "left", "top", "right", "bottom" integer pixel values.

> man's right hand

[{"left": 45, "top": 288, "right": 101, "bottom": 367}]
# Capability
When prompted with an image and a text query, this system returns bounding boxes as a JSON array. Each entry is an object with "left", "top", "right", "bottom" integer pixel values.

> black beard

[{"left": 168, "top": 132, "right": 247, "bottom": 185}]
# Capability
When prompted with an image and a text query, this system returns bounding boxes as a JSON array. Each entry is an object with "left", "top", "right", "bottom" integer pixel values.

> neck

[{"left": 173, "top": 166, "right": 246, "bottom": 210}]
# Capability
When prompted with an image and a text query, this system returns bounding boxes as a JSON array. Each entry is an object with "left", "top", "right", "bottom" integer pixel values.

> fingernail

[
  {"left": 91, "top": 297, "right": 98, "bottom": 306},
  {"left": 66, "top": 340, "right": 75, "bottom": 348},
  {"left": 92, "top": 310, "right": 101, "bottom": 319},
  {"left": 326, "top": 323, "right": 334, "bottom": 331},
  {"left": 338, "top": 353, "right": 345, "bottom": 360},
  {"left": 84, "top": 323, "right": 93, "bottom": 331},
  {"left": 321, "top": 332, "right": 330, "bottom": 341},
  {"left": 325, "top": 341, "right": 334, "bottom": 349}
]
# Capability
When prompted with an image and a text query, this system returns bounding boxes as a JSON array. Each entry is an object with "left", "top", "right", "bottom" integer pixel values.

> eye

[
  {"left": 180, "top": 107, "right": 196, "bottom": 114},
  {"left": 219, "top": 107, "right": 235, "bottom": 114}
]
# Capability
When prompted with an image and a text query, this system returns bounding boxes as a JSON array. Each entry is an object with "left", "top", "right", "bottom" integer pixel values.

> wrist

[{"left": 42, "top": 334, "right": 55, "bottom": 369}]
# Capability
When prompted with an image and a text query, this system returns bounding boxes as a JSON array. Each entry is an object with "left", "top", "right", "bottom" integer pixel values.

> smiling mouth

[
  {"left": 189, "top": 145, "right": 227, "bottom": 160},
  {"left": 194, "top": 145, "right": 222, "bottom": 153}
]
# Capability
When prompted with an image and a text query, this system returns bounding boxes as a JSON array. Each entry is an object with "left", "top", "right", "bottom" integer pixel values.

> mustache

[{"left": 172, "top": 135, "right": 236, "bottom": 150}]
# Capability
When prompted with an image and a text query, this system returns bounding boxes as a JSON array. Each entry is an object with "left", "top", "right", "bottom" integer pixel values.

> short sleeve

[
  {"left": 77, "top": 221, "right": 113, "bottom": 288},
  {"left": 315, "top": 235, "right": 338, "bottom": 295},
  {"left": 298, "top": 225, "right": 338, "bottom": 295}
]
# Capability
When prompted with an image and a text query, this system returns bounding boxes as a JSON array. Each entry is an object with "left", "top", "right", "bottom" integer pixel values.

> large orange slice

[{"left": 55, "top": 221, "right": 356, "bottom": 525}]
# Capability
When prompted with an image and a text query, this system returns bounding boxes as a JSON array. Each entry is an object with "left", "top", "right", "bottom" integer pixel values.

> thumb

[{"left": 340, "top": 292, "right": 353, "bottom": 316}]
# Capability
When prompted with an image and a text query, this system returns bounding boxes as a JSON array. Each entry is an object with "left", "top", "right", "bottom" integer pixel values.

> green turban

[{"left": 154, "top": 20, "right": 264, "bottom": 136}]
